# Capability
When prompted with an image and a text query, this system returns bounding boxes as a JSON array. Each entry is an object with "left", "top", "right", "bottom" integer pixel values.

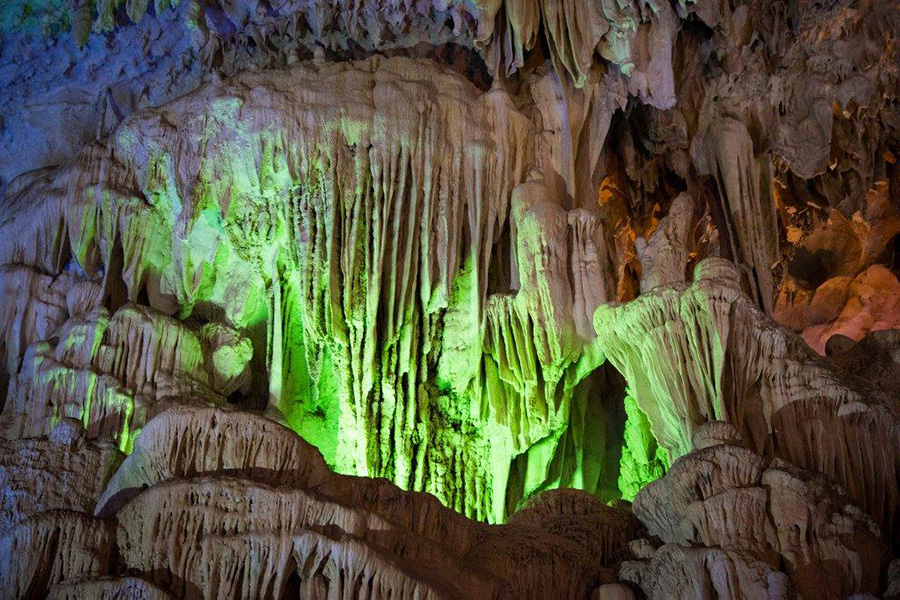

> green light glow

[
  {"left": 278, "top": 273, "right": 341, "bottom": 466},
  {"left": 12, "top": 69, "right": 672, "bottom": 522},
  {"left": 618, "top": 394, "right": 669, "bottom": 501}
]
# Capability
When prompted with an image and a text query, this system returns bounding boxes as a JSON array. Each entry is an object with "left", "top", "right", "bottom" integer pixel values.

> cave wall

[{"left": 0, "top": 0, "right": 899, "bottom": 597}]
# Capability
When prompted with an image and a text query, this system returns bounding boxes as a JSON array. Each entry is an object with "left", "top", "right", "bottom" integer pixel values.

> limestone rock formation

[
  {"left": 623, "top": 421, "right": 888, "bottom": 598},
  {"left": 1, "top": 405, "right": 638, "bottom": 598},
  {"left": 2, "top": 302, "right": 253, "bottom": 450},
  {"left": 595, "top": 259, "right": 900, "bottom": 550},
  {"left": 1, "top": 0, "right": 899, "bottom": 597},
  {"left": 0, "top": 54, "right": 625, "bottom": 521},
  {"left": 0, "top": 418, "right": 121, "bottom": 531}
]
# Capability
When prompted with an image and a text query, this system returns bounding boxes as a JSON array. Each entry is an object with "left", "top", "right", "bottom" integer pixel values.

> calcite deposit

[{"left": 0, "top": 0, "right": 898, "bottom": 597}]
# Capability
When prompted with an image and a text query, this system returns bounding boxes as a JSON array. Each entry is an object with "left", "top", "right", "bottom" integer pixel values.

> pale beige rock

[
  {"left": 47, "top": 576, "right": 174, "bottom": 600},
  {"left": 0, "top": 511, "right": 114, "bottom": 599},
  {"left": 92, "top": 407, "right": 633, "bottom": 598},
  {"left": 0, "top": 404, "right": 647, "bottom": 596},
  {"left": 691, "top": 114, "right": 779, "bottom": 314},
  {"left": 0, "top": 401, "right": 643, "bottom": 598},
  {"left": 95, "top": 405, "right": 331, "bottom": 515},
  {"left": 0, "top": 419, "right": 121, "bottom": 532},
  {"left": 627, "top": 421, "right": 888, "bottom": 597}
]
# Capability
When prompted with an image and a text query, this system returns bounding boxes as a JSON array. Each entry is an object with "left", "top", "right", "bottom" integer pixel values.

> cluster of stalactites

[
  {"left": 0, "top": 56, "right": 624, "bottom": 522},
  {"left": 16, "top": 0, "right": 684, "bottom": 100}
]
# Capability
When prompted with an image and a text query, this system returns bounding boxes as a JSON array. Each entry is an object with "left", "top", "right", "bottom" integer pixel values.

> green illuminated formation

[
  {"left": 593, "top": 261, "right": 743, "bottom": 461},
  {"left": 593, "top": 257, "right": 900, "bottom": 544},
  {"left": 0, "top": 58, "right": 670, "bottom": 521},
  {"left": 0, "top": 301, "right": 253, "bottom": 455},
  {"left": 4, "top": 0, "right": 900, "bottom": 595},
  {"left": 617, "top": 395, "right": 668, "bottom": 501}
]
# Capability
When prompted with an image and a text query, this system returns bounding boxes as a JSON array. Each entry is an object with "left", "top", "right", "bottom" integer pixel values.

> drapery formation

[{"left": 0, "top": 57, "right": 629, "bottom": 521}]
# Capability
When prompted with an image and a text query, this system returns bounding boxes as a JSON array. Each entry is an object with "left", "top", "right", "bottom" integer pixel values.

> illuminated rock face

[
  {"left": 595, "top": 259, "right": 900, "bottom": 546},
  {"left": 0, "top": 0, "right": 899, "bottom": 596},
  {"left": 0, "top": 57, "right": 621, "bottom": 522}
]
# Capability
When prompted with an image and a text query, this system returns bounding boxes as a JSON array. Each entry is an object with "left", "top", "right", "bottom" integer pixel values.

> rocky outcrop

[
  {"left": 8, "top": 407, "right": 894, "bottom": 597},
  {"left": 1, "top": 405, "right": 638, "bottom": 599},
  {"left": 595, "top": 258, "right": 900, "bottom": 550},
  {"left": 621, "top": 421, "right": 889, "bottom": 597}
]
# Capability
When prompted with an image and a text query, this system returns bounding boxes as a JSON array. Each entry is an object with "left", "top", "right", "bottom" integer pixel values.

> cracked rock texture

[{"left": 1, "top": 0, "right": 899, "bottom": 597}]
